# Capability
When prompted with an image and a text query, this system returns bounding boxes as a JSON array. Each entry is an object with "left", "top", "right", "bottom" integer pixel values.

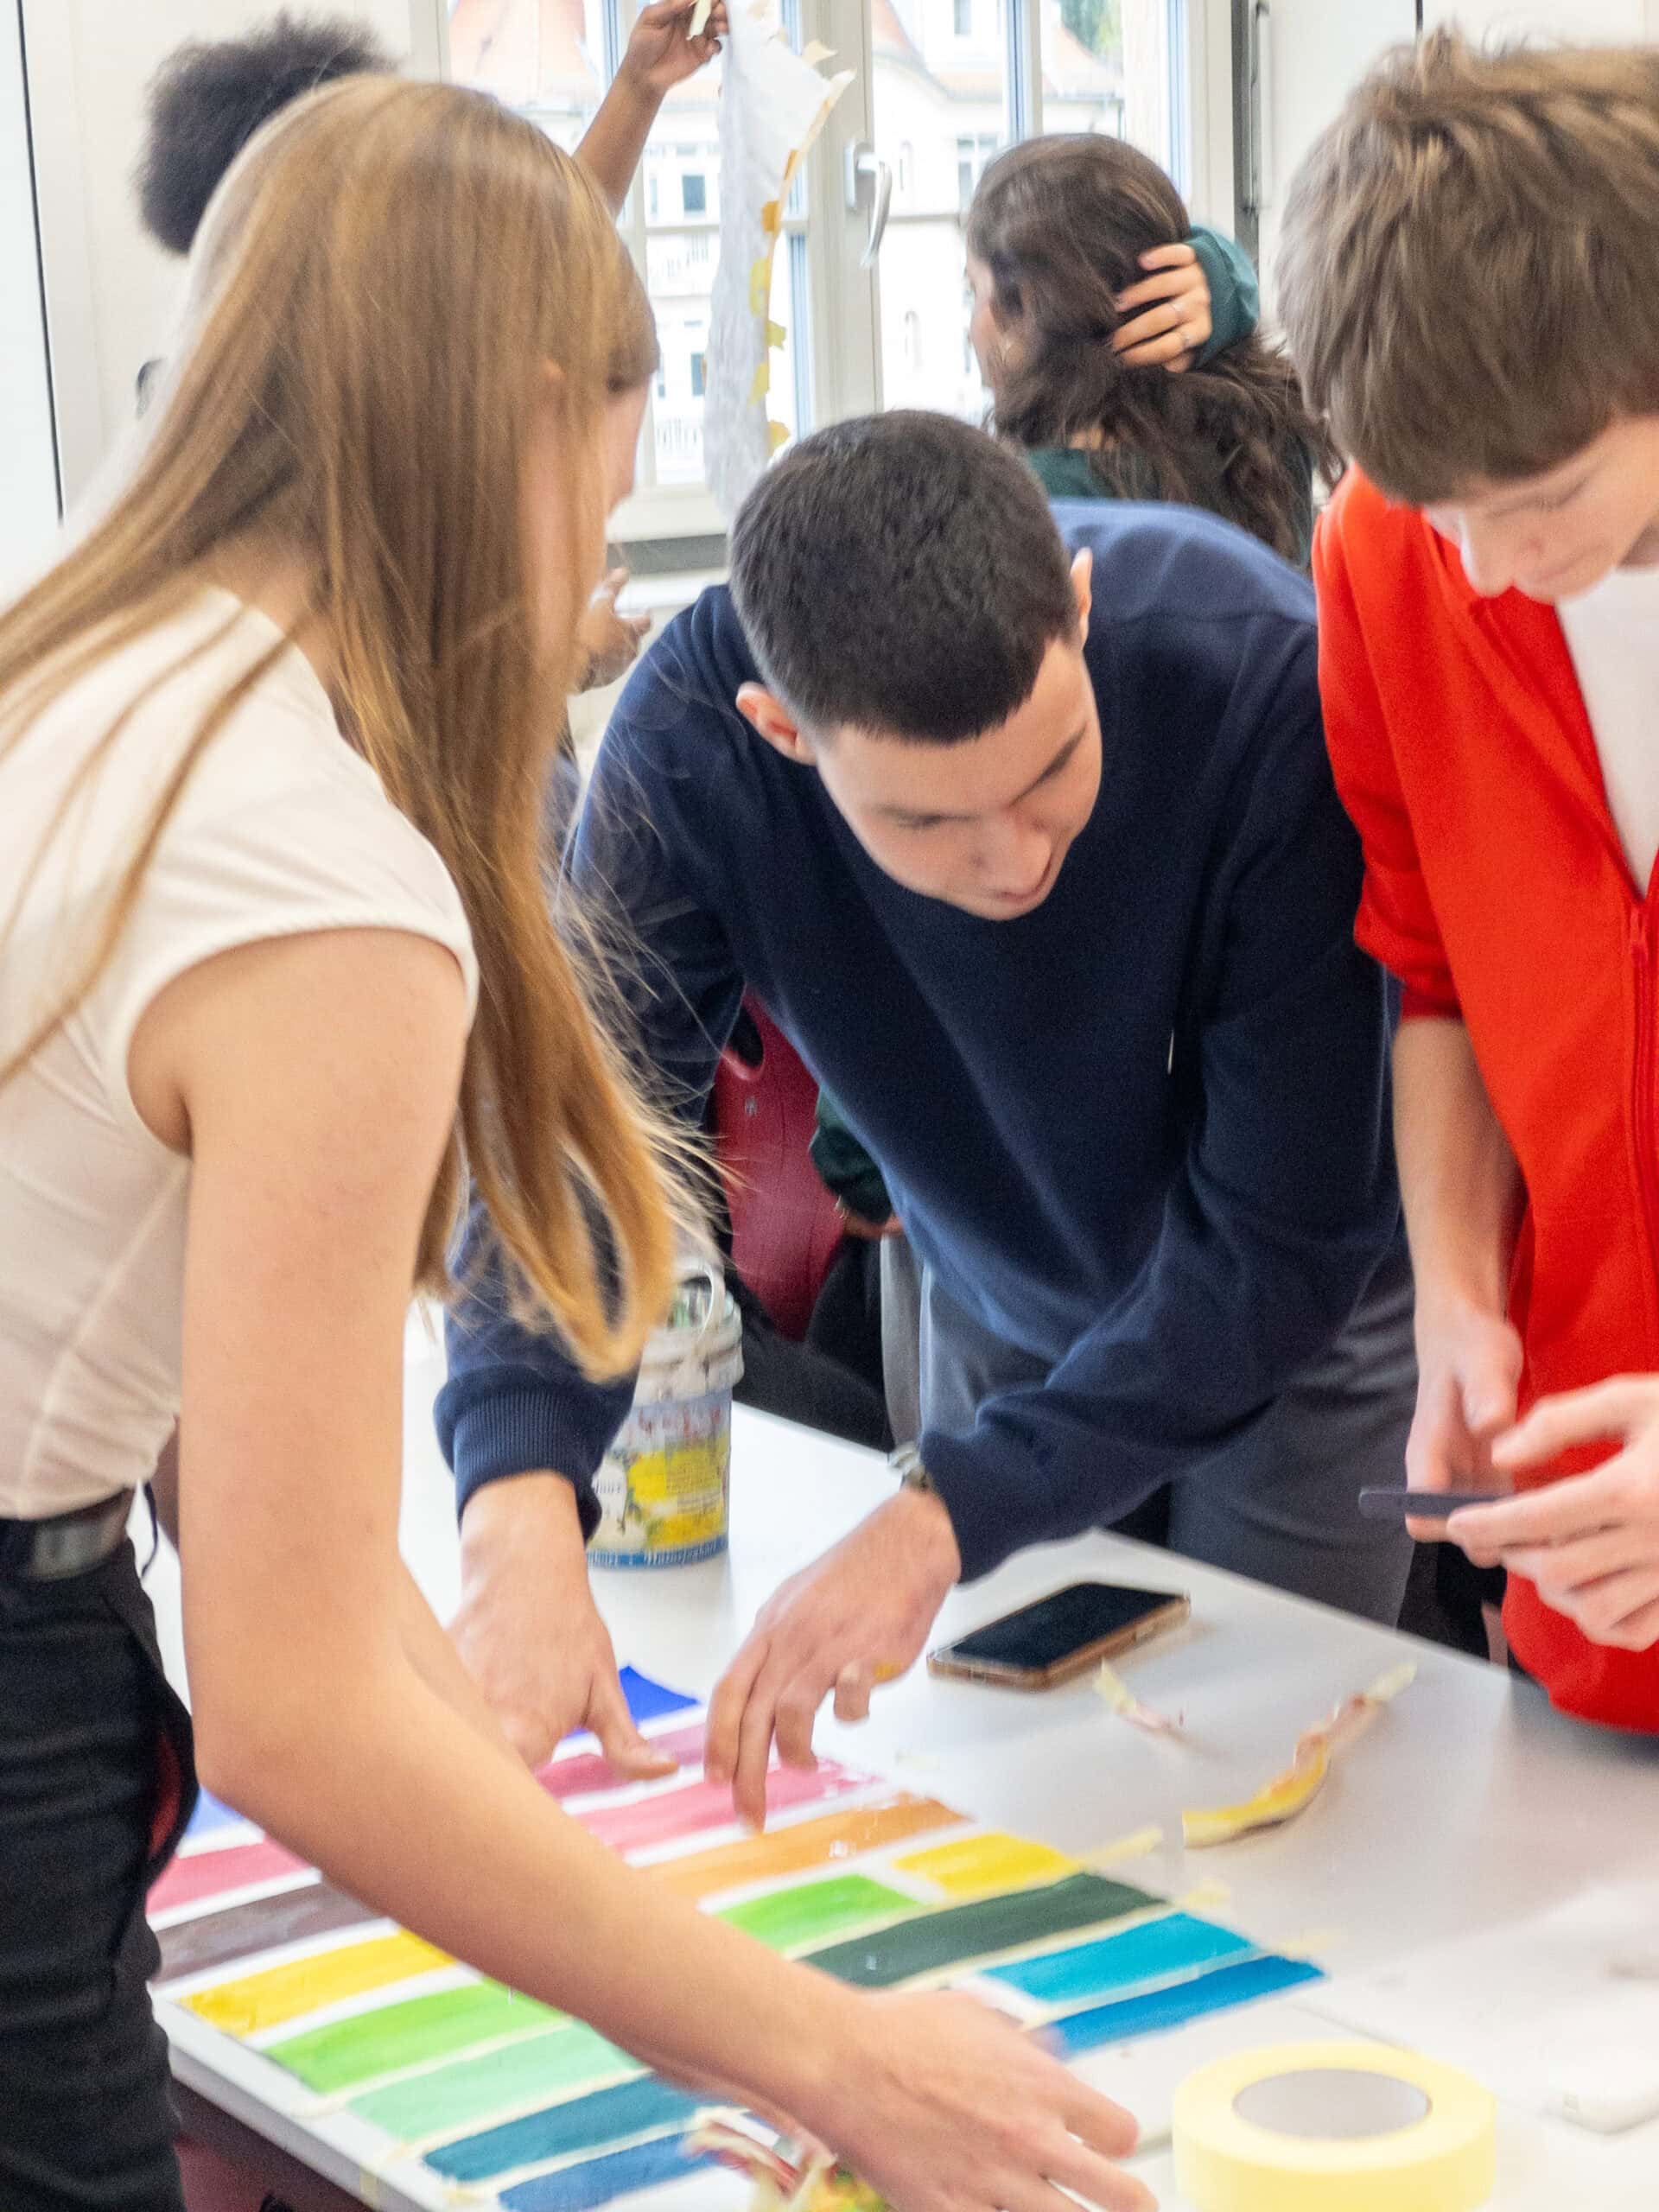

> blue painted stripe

[
  {"left": 181, "top": 1790, "right": 245, "bottom": 1840},
  {"left": 1049, "top": 1953, "right": 1323, "bottom": 2055},
  {"left": 985, "top": 1914, "right": 1253, "bottom": 2007},
  {"left": 617, "top": 1669, "right": 699, "bottom": 1725},
  {"left": 426, "top": 2075, "right": 699, "bottom": 2182},
  {"left": 499, "top": 2134, "right": 710, "bottom": 2210}
]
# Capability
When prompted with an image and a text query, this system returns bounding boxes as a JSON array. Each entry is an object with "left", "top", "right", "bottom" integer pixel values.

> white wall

[
  {"left": 1424, "top": 0, "right": 1656, "bottom": 35},
  {"left": 23, "top": 0, "right": 426, "bottom": 505},
  {"left": 1255, "top": 0, "right": 1658, "bottom": 302},
  {"left": 0, "top": 3, "right": 59, "bottom": 582},
  {"left": 1251, "top": 0, "right": 1416, "bottom": 302}
]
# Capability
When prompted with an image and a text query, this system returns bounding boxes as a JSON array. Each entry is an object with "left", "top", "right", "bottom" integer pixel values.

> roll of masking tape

[{"left": 1172, "top": 2040, "right": 1496, "bottom": 2212}]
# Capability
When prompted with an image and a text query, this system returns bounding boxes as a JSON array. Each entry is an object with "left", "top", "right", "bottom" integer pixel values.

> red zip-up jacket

[{"left": 1317, "top": 468, "right": 1659, "bottom": 1731}]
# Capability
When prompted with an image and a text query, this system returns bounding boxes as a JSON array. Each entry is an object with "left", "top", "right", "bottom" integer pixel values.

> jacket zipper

[{"left": 1630, "top": 906, "right": 1659, "bottom": 1287}]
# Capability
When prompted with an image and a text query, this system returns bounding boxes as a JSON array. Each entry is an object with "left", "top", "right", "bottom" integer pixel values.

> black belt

[{"left": 0, "top": 1491, "right": 135, "bottom": 1581}]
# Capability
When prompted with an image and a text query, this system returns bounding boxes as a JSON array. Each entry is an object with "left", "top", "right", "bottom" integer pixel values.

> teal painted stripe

[
  {"left": 427, "top": 2075, "right": 697, "bottom": 2183},
  {"left": 499, "top": 2134, "right": 710, "bottom": 2210}
]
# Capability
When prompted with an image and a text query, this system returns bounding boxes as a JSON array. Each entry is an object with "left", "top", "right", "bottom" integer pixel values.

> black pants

[{"left": 0, "top": 1538, "right": 197, "bottom": 2211}]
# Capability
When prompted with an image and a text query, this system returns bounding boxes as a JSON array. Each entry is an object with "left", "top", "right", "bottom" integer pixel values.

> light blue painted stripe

[
  {"left": 1049, "top": 1953, "right": 1323, "bottom": 2056},
  {"left": 984, "top": 1914, "right": 1252, "bottom": 2007}
]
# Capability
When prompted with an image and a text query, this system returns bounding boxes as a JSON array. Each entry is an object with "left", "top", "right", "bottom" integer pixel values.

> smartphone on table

[{"left": 926, "top": 1580, "right": 1190, "bottom": 1689}]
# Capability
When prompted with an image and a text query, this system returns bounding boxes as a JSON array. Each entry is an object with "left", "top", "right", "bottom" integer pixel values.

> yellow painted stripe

[
  {"left": 184, "top": 1929, "right": 451, "bottom": 2036},
  {"left": 893, "top": 1832, "right": 1077, "bottom": 1900}
]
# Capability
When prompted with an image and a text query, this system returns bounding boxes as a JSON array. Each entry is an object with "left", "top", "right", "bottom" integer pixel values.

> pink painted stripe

[
  {"left": 149, "top": 1836, "right": 310, "bottom": 1914},
  {"left": 537, "top": 1721, "right": 709, "bottom": 1802},
  {"left": 575, "top": 1762, "right": 871, "bottom": 1856}
]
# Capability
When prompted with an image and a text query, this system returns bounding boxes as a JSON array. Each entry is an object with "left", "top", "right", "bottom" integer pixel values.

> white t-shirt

[
  {"left": 1559, "top": 563, "right": 1659, "bottom": 896},
  {"left": 0, "top": 590, "right": 477, "bottom": 1518}
]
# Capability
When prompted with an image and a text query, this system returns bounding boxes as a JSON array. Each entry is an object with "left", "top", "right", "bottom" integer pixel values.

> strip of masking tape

[
  {"left": 1078, "top": 1824, "right": 1163, "bottom": 1871},
  {"left": 1172, "top": 2040, "right": 1495, "bottom": 2212}
]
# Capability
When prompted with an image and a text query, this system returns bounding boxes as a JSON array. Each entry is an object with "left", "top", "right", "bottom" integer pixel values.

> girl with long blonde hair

[{"left": 0, "top": 74, "right": 1145, "bottom": 2212}]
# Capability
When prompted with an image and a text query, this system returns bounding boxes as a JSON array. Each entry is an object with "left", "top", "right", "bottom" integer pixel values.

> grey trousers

[{"left": 917, "top": 1246, "right": 1418, "bottom": 1628}]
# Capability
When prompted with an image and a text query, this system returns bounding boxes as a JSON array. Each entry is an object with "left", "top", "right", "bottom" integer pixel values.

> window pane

[
  {"left": 1043, "top": 1, "right": 1167, "bottom": 169},
  {"left": 447, "top": 0, "right": 604, "bottom": 153},
  {"left": 873, "top": 0, "right": 1009, "bottom": 422}
]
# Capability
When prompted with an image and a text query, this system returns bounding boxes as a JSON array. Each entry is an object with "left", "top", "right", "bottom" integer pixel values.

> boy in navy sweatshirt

[{"left": 441, "top": 414, "right": 1414, "bottom": 1814}]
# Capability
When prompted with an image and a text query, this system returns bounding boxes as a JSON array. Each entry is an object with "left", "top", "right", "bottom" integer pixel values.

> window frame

[{"left": 414, "top": 0, "right": 1229, "bottom": 546}]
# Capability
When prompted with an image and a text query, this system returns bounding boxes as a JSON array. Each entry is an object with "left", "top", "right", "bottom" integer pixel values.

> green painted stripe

[
  {"left": 716, "top": 1873, "right": 917, "bottom": 1950},
  {"left": 266, "top": 1980, "right": 558, "bottom": 2094}
]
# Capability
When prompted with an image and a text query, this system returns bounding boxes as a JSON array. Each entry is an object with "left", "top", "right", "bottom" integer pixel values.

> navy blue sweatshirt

[{"left": 438, "top": 503, "right": 1402, "bottom": 1580}]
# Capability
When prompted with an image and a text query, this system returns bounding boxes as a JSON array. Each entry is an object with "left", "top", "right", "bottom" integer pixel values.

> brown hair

[
  {"left": 966, "top": 135, "right": 1328, "bottom": 564},
  {"left": 1277, "top": 30, "right": 1659, "bottom": 505},
  {"left": 0, "top": 77, "right": 679, "bottom": 1377}
]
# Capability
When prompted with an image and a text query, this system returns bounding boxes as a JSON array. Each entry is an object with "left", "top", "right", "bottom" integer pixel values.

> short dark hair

[
  {"left": 137, "top": 12, "right": 394, "bottom": 257},
  {"left": 728, "top": 412, "right": 1078, "bottom": 744},
  {"left": 1278, "top": 29, "right": 1659, "bottom": 503}
]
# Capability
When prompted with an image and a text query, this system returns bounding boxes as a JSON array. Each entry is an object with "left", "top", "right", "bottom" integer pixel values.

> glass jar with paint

[{"left": 590, "top": 1256, "right": 744, "bottom": 1567}]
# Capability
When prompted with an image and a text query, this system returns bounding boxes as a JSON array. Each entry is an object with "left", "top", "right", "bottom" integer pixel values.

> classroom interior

[{"left": 4, "top": 3, "right": 1659, "bottom": 2212}]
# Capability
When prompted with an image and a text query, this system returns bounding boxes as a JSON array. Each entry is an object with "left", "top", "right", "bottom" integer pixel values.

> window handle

[
  {"left": 844, "top": 143, "right": 893, "bottom": 269},
  {"left": 1245, "top": 0, "right": 1274, "bottom": 214}
]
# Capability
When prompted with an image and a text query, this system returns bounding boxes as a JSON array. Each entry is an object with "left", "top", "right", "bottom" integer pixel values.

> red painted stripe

[
  {"left": 575, "top": 1762, "right": 871, "bottom": 1857},
  {"left": 148, "top": 1835, "right": 310, "bottom": 1914},
  {"left": 535, "top": 1721, "right": 708, "bottom": 1802}
]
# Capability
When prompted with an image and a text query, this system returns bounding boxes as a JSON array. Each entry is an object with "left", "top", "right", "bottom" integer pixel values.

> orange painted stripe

[{"left": 648, "top": 1797, "right": 969, "bottom": 1904}]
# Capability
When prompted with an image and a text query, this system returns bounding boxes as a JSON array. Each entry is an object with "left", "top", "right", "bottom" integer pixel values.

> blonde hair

[
  {"left": 0, "top": 77, "right": 680, "bottom": 1377},
  {"left": 1277, "top": 30, "right": 1659, "bottom": 503}
]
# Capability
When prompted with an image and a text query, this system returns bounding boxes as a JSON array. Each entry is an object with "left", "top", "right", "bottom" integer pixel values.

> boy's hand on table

[
  {"left": 452, "top": 1473, "right": 679, "bottom": 1775},
  {"left": 706, "top": 1489, "right": 962, "bottom": 1828},
  {"left": 1403, "top": 1296, "right": 1522, "bottom": 1541},
  {"left": 1446, "top": 1378, "right": 1659, "bottom": 1649}
]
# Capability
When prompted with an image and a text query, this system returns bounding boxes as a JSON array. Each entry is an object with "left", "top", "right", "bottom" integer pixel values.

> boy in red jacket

[{"left": 1278, "top": 29, "right": 1659, "bottom": 1729}]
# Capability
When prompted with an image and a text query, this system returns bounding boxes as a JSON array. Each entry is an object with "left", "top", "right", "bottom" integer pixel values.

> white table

[{"left": 155, "top": 1325, "right": 1659, "bottom": 2211}]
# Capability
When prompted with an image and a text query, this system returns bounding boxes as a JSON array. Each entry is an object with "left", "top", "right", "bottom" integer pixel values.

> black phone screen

[{"left": 942, "top": 1582, "right": 1176, "bottom": 1670}]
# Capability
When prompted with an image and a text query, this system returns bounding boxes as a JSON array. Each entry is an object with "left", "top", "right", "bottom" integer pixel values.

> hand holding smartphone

[{"left": 927, "top": 1580, "right": 1190, "bottom": 1689}]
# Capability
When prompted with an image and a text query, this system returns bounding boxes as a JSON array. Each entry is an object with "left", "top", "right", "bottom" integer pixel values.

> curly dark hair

[
  {"left": 137, "top": 12, "right": 394, "bottom": 256},
  {"left": 967, "top": 135, "right": 1335, "bottom": 565}
]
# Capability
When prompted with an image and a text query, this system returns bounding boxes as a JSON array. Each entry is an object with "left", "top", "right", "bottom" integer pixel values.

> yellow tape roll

[{"left": 1172, "top": 2040, "right": 1496, "bottom": 2212}]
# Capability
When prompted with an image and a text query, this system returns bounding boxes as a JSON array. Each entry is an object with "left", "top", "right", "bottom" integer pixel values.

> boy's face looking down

[
  {"left": 737, "top": 552, "right": 1102, "bottom": 920},
  {"left": 1422, "top": 416, "right": 1659, "bottom": 604}
]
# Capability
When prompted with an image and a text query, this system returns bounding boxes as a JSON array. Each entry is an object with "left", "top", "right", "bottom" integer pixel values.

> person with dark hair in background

[
  {"left": 967, "top": 133, "right": 1331, "bottom": 567},
  {"left": 439, "top": 412, "right": 1417, "bottom": 1808},
  {"left": 131, "top": 4, "right": 726, "bottom": 688}
]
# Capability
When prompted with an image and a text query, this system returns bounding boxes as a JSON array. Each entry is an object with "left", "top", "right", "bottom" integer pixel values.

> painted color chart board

[{"left": 150, "top": 1670, "right": 1321, "bottom": 2212}]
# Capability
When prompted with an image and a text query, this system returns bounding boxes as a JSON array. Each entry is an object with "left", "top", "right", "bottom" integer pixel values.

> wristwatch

[{"left": 888, "top": 1443, "right": 936, "bottom": 1496}]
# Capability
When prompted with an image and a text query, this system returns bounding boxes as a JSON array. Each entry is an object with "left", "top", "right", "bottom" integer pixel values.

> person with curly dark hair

[
  {"left": 966, "top": 134, "right": 1332, "bottom": 569},
  {"left": 133, "top": 8, "right": 724, "bottom": 682},
  {"left": 137, "top": 11, "right": 396, "bottom": 257}
]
